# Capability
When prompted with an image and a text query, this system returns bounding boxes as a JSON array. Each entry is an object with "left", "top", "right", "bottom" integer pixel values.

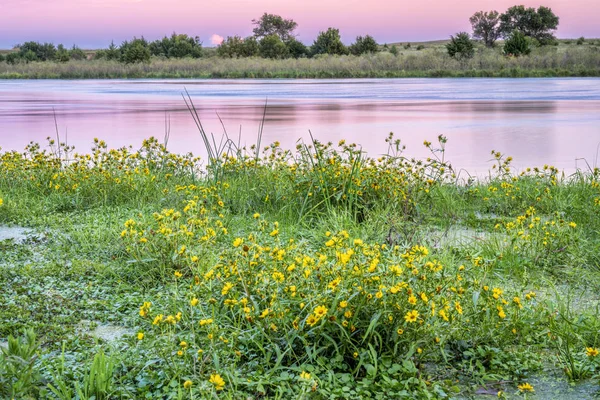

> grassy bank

[
  {"left": 1, "top": 133, "right": 600, "bottom": 399},
  {"left": 1, "top": 42, "right": 600, "bottom": 79}
]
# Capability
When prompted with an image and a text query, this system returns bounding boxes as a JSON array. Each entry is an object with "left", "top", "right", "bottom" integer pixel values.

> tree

[
  {"left": 503, "top": 30, "right": 530, "bottom": 56},
  {"left": 55, "top": 44, "right": 70, "bottom": 62},
  {"left": 252, "top": 13, "right": 298, "bottom": 41},
  {"left": 18, "top": 41, "right": 57, "bottom": 61},
  {"left": 285, "top": 38, "right": 308, "bottom": 58},
  {"left": 69, "top": 45, "right": 87, "bottom": 60},
  {"left": 470, "top": 10, "right": 501, "bottom": 47},
  {"left": 390, "top": 45, "right": 399, "bottom": 56},
  {"left": 217, "top": 36, "right": 259, "bottom": 58},
  {"left": 259, "top": 34, "right": 289, "bottom": 59},
  {"left": 446, "top": 32, "right": 475, "bottom": 60},
  {"left": 311, "top": 28, "right": 349, "bottom": 56},
  {"left": 0, "top": 53, "right": 4, "bottom": 63},
  {"left": 349, "top": 35, "right": 378, "bottom": 55},
  {"left": 120, "top": 37, "right": 151, "bottom": 63},
  {"left": 499, "top": 5, "right": 559, "bottom": 44},
  {"left": 149, "top": 33, "right": 202, "bottom": 59}
]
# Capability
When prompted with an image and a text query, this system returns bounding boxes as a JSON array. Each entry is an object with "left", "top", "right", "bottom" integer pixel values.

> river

[{"left": 1, "top": 78, "right": 600, "bottom": 174}]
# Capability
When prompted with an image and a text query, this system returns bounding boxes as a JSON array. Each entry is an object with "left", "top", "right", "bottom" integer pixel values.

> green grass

[
  {"left": 1, "top": 41, "right": 600, "bottom": 79},
  {"left": 0, "top": 134, "right": 599, "bottom": 399}
]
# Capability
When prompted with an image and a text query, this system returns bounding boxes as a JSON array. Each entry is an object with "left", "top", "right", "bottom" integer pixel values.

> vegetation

[
  {"left": 504, "top": 30, "right": 531, "bottom": 57},
  {"left": 469, "top": 11, "right": 501, "bottom": 47},
  {"left": 499, "top": 6, "right": 559, "bottom": 45},
  {"left": 1, "top": 127, "right": 600, "bottom": 398},
  {"left": 311, "top": 28, "right": 349, "bottom": 56},
  {"left": 1, "top": 41, "right": 600, "bottom": 79},
  {"left": 446, "top": 32, "right": 475, "bottom": 60}
]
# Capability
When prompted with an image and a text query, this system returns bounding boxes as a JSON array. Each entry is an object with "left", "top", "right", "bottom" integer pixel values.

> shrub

[
  {"left": 0, "top": 53, "right": 4, "bottom": 63},
  {"left": 69, "top": 45, "right": 87, "bottom": 60},
  {"left": 349, "top": 35, "right": 378, "bottom": 55},
  {"left": 218, "top": 36, "right": 259, "bottom": 58},
  {"left": 17, "top": 41, "right": 57, "bottom": 61},
  {"left": 416, "top": 45, "right": 425, "bottom": 50},
  {"left": 259, "top": 34, "right": 289, "bottom": 59},
  {"left": 446, "top": 32, "right": 475, "bottom": 60},
  {"left": 120, "top": 38, "right": 151, "bottom": 64},
  {"left": 390, "top": 45, "right": 399, "bottom": 56},
  {"left": 55, "top": 44, "right": 70, "bottom": 62},
  {"left": 311, "top": 28, "right": 349, "bottom": 56},
  {"left": 504, "top": 30, "right": 531, "bottom": 56},
  {"left": 285, "top": 38, "right": 308, "bottom": 58},
  {"left": 577, "top": 37, "right": 585, "bottom": 45},
  {"left": 149, "top": 33, "right": 203, "bottom": 59}
]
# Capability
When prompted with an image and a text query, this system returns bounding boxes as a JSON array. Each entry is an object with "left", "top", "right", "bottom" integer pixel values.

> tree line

[
  {"left": 447, "top": 5, "right": 560, "bottom": 60},
  {"left": 0, "top": 7, "right": 573, "bottom": 65}
]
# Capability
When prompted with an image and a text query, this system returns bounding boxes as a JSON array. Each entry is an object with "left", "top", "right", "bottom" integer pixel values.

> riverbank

[
  {"left": 1, "top": 45, "right": 600, "bottom": 79},
  {"left": 1, "top": 134, "right": 599, "bottom": 398}
]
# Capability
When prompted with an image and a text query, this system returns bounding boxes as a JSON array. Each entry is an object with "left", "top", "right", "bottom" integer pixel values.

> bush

[
  {"left": 120, "top": 38, "right": 151, "bottom": 64},
  {"left": 55, "top": 44, "right": 70, "bottom": 62},
  {"left": 149, "top": 33, "right": 203, "bottom": 59},
  {"left": 259, "top": 34, "right": 289, "bottom": 59},
  {"left": 504, "top": 30, "right": 531, "bottom": 56},
  {"left": 17, "top": 41, "right": 57, "bottom": 61},
  {"left": 446, "top": 32, "right": 475, "bottom": 60},
  {"left": 0, "top": 53, "right": 4, "bottom": 63},
  {"left": 577, "top": 37, "right": 585, "bottom": 45},
  {"left": 69, "top": 45, "right": 87, "bottom": 61},
  {"left": 285, "top": 38, "right": 308, "bottom": 58},
  {"left": 311, "top": 28, "right": 349, "bottom": 56},
  {"left": 416, "top": 45, "right": 425, "bottom": 50},
  {"left": 390, "top": 45, "right": 399, "bottom": 56},
  {"left": 349, "top": 35, "right": 378, "bottom": 55},
  {"left": 218, "top": 36, "right": 259, "bottom": 58}
]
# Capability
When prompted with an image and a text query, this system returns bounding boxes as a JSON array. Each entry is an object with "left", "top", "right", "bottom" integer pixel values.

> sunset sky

[{"left": 0, "top": 0, "right": 598, "bottom": 49}]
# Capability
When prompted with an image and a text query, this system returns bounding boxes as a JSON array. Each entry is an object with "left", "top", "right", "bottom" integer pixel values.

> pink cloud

[{"left": 210, "top": 34, "right": 224, "bottom": 45}]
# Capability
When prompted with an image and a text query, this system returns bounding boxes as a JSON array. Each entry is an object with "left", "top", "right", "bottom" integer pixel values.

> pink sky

[{"left": 0, "top": 0, "right": 598, "bottom": 48}]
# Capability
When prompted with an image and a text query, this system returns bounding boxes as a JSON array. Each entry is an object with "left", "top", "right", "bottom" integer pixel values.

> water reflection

[{"left": 1, "top": 79, "right": 599, "bottom": 174}]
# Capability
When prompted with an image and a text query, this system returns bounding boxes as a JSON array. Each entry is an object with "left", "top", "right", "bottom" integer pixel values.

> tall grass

[{"left": 1, "top": 46, "right": 599, "bottom": 79}]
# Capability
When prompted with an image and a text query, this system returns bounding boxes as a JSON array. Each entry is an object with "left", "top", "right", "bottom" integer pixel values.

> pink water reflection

[{"left": 1, "top": 79, "right": 600, "bottom": 175}]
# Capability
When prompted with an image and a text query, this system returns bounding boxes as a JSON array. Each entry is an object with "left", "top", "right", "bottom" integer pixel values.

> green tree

[
  {"left": 349, "top": 35, "right": 378, "bottom": 55},
  {"left": 311, "top": 28, "right": 349, "bottom": 56},
  {"left": 69, "top": 45, "right": 87, "bottom": 60},
  {"left": 55, "top": 44, "right": 70, "bottom": 62},
  {"left": 217, "top": 36, "right": 259, "bottom": 58},
  {"left": 390, "top": 44, "right": 399, "bottom": 56},
  {"left": 446, "top": 32, "right": 475, "bottom": 60},
  {"left": 470, "top": 10, "right": 501, "bottom": 47},
  {"left": 285, "top": 38, "right": 308, "bottom": 58},
  {"left": 0, "top": 53, "right": 4, "bottom": 63},
  {"left": 499, "top": 5, "right": 559, "bottom": 44},
  {"left": 6, "top": 53, "right": 21, "bottom": 64},
  {"left": 503, "top": 29, "right": 531, "bottom": 56},
  {"left": 120, "top": 37, "right": 151, "bottom": 63},
  {"left": 149, "top": 33, "right": 202, "bottom": 59},
  {"left": 259, "top": 34, "right": 289, "bottom": 59},
  {"left": 18, "top": 41, "right": 57, "bottom": 61},
  {"left": 252, "top": 13, "right": 298, "bottom": 41}
]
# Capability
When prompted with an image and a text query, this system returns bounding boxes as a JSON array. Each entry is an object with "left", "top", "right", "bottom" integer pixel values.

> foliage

[
  {"left": 577, "top": 37, "right": 585, "bottom": 45},
  {"left": 470, "top": 10, "right": 501, "bottom": 47},
  {"left": 446, "top": 32, "right": 475, "bottom": 60},
  {"left": 55, "top": 44, "right": 70, "bottom": 63},
  {"left": 259, "top": 34, "right": 289, "bottom": 59},
  {"left": 17, "top": 41, "right": 57, "bottom": 61},
  {"left": 311, "top": 28, "right": 349, "bottom": 56},
  {"left": 503, "top": 30, "right": 531, "bottom": 56},
  {"left": 285, "top": 38, "right": 309, "bottom": 58},
  {"left": 252, "top": 13, "right": 298, "bottom": 41},
  {"left": 0, "top": 329, "right": 42, "bottom": 399},
  {"left": 120, "top": 37, "right": 151, "bottom": 64},
  {"left": 69, "top": 45, "right": 87, "bottom": 61},
  {"left": 217, "top": 36, "right": 259, "bottom": 58},
  {"left": 389, "top": 45, "right": 399, "bottom": 56},
  {"left": 499, "top": 5, "right": 559, "bottom": 45},
  {"left": 94, "top": 41, "right": 120, "bottom": 61},
  {"left": 148, "top": 33, "right": 203, "bottom": 59},
  {"left": 349, "top": 35, "right": 379, "bottom": 55}
]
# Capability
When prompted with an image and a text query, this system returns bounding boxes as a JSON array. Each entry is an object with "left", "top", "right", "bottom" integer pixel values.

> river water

[{"left": 1, "top": 78, "right": 600, "bottom": 174}]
